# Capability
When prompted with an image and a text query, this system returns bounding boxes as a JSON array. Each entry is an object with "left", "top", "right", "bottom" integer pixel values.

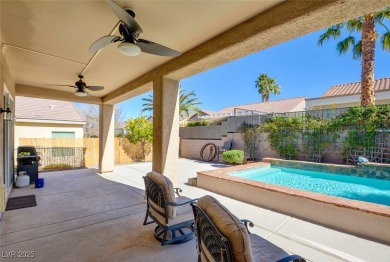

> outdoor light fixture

[
  {"left": 75, "top": 89, "right": 87, "bottom": 97},
  {"left": 117, "top": 42, "right": 141, "bottom": 56},
  {"left": 0, "top": 107, "right": 12, "bottom": 121}
]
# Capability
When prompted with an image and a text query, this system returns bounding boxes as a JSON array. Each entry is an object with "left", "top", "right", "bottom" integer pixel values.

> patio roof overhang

[
  {"left": 2, "top": 0, "right": 390, "bottom": 187},
  {"left": 2, "top": 0, "right": 389, "bottom": 105}
]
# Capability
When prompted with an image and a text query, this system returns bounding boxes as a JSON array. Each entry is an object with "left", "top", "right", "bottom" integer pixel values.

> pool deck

[{"left": 1, "top": 158, "right": 390, "bottom": 261}]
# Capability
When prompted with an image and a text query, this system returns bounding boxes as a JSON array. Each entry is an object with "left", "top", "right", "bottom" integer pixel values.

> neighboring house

[
  {"left": 185, "top": 110, "right": 217, "bottom": 122},
  {"left": 198, "top": 97, "right": 306, "bottom": 119},
  {"left": 15, "top": 97, "right": 86, "bottom": 147},
  {"left": 306, "top": 78, "right": 390, "bottom": 109},
  {"left": 115, "top": 122, "right": 127, "bottom": 136}
]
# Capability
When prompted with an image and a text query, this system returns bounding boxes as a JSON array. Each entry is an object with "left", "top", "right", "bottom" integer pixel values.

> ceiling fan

[
  {"left": 46, "top": 75, "right": 104, "bottom": 97},
  {"left": 89, "top": 0, "right": 181, "bottom": 57}
]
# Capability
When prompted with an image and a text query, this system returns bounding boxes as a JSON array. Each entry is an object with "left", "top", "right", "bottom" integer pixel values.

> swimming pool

[
  {"left": 229, "top": 166, "right": 390, "bottom": 207},
  {"left": 197, "top": 160, "right": 390, "bottom": 244}
]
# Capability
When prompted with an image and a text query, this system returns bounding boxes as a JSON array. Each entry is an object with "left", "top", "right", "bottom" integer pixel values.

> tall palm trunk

[{"left": 361, "top": 14, "right": 376, "bottom": 106}]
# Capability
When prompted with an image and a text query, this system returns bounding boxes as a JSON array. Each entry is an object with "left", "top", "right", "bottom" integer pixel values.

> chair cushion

[
  {"left": 197, "top": 195, "right": 254, "bottom": 262},
  {"left": 146, "top": 171, "right": 176, "bottom": 218}
]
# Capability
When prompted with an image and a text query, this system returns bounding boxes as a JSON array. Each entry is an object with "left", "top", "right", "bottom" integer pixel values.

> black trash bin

[{"left": 17, "top": 146, "right": 40, "bottom": 184}]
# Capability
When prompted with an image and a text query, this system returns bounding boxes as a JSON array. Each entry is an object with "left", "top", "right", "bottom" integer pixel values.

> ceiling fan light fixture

[
  {"left": 117, "top": 42, "right": 141, "bottom": 56},
  {"left": 75, "top": 89, "right": 87, "bottom": 97}
]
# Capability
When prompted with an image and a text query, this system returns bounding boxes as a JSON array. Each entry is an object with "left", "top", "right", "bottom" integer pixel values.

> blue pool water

[{"left": 229, "top": 166, "right": 390, "bottom": 207}]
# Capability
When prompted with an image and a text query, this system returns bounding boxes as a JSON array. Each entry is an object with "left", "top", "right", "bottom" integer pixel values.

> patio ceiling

[{"left": 2, "top": 0, "right": 390, "bottom": 104}]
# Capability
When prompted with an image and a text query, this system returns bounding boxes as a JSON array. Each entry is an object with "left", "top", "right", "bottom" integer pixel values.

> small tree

[
  {"left": 125, "top": 116, "right": 153, "bottom": 161},
  {"left": 238, "top": 122, "right": 259, "bottom": 160},
  {"left": 260, "top": 116, "right": 303, "bottom": 160}
]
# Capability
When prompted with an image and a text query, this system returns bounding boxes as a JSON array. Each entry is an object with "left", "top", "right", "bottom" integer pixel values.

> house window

[
  {"left": 51, "top": 132, "right": 75, "bottom": 157},
  {"left": 52, "top": 131, "right": 75, "bottom": 138}
]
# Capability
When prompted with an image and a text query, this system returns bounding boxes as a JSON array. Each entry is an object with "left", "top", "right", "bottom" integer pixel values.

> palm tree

[
  {"left": 139, "top": 96, "right": 153, "bottom": 116},
  {"left": 254, "top": 74, "right": 281, "bottom": 102},
  {"left": 317, "top": 8, "right": 390, "bottom": 106},
  {"left": 140, "top": 88, "right": 202, "bottom": 119},
  {"left": 178, "top": 90, "right": 202, "bottom": 119}
]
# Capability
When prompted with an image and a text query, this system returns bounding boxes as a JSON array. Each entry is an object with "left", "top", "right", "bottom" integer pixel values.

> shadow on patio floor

[{"left": 0, "top": 168, "right": 197, "bottom": 262}]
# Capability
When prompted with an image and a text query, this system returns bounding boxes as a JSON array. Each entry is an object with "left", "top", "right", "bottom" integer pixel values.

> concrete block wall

[
  {"left": 180, "top": 133, "right": 246, "bottom": 161},
  {"left": 180, "top": 132, "right": 346, "bottom": 163},
  {"left": 180, "top": 126, "right": 350, "bottom": 164},
  {"left": 180, "top": 115, "right": 266, "bottom": 140},
  {"left": 180, "top": 139, "right": 222, "bottom": 160}
]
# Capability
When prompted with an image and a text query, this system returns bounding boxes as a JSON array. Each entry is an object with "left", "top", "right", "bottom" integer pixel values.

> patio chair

[
  {"left": 191, "top": 195, "right": 306, "bottom": 262},
  {"left": 218, "top": 140, "right": 233, "bottom": 163},
  {"left": 143, "top": 171, "right": 196, "bottom": 246}
]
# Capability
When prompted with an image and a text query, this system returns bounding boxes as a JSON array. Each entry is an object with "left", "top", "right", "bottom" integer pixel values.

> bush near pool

[{"left": 223, "top": 150, "right": 244, "bottom": 164}]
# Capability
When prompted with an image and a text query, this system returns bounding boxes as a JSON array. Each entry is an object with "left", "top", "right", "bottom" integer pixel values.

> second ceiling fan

[
  {"left": 89, "top": 0, "right": 181, "bottom": 57},
  {"left": 46, "top": 75, "right": 104, "bottom": 97}
]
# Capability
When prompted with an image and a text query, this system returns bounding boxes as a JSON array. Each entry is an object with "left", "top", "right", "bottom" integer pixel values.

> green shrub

[
  {"left": 209, "top": 117, "right": 227, "bottom": 125},
  {"left": 42, "top": 163, "right": 74, "bottom": 172},
  {"left": 187, "top": 121, "right": 208, "bottom": 127},
  {"left": 223, "top": 150, "right": 244, "bottom": 164},
  {"left": 260, "top": 116, "right": 303, "bottom": 159}
]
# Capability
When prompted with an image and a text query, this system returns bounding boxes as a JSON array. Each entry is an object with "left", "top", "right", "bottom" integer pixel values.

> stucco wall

[
  {"left": 291, "top": 100, "right": 306, "bottom": 111},
  {"left": 15, "top": 122, "right": 84, "bottom": 148}
]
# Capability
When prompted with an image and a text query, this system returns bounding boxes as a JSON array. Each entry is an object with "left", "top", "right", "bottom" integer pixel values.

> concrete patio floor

[{"left": 1, "top": 158, "right": 389, "bottom": 261}]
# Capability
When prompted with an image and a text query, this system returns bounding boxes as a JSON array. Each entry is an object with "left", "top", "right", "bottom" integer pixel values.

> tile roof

[
  {"left": 321, "top": 77, "right": 390, "bottom": 97},
  {"left": 15, "top": 96, "right": 85, "bottom": 122},
  {"left": 216, "top": 97, "right": 306, "bottom": 114},
  {"left": 200, "top": 109, "right": 217, "bottom": 115}
]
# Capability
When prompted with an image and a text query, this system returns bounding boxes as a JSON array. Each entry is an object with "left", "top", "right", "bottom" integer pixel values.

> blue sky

[{"left": 119, "top": 24, "right": 390, "bottom": 119}]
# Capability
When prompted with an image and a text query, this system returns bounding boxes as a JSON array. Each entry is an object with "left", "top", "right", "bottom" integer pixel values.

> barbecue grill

[{"left": 17, "top": 146, "right": 40, "bottom": 184}]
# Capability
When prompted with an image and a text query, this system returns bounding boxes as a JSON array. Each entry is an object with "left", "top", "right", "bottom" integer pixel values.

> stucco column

[
  {"left": 99, "top": 104, "right": 115, "bottom": 173},
  {"left": 152, "top": 77, "right": 180, "bottom": 186}
]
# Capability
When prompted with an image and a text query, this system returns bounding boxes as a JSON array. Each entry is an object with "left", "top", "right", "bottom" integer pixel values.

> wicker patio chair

[
  {"left": 191, "top": 195, "right": 306, "bottom": 262},
  {"left": 143, "top": 171, "right": 196, "bottom": 246}
]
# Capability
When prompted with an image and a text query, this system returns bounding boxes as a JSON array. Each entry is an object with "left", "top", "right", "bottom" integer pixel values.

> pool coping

[{"left": 197, "top": 162, "right": 390, "bottom": 218}]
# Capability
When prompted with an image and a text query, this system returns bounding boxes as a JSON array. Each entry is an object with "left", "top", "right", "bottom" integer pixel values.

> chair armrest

[
  {"left": 276, "top": 254, "right": 306, "bottom": 262},
  {"left": 173, "top": 188, "right": 182, "bottom": 197},
  {"left": 167, "top": 198, "right": 198, "bottom": 206},
  {"left": 240, "top": 219, "right": 254, "bottom": 234}
]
